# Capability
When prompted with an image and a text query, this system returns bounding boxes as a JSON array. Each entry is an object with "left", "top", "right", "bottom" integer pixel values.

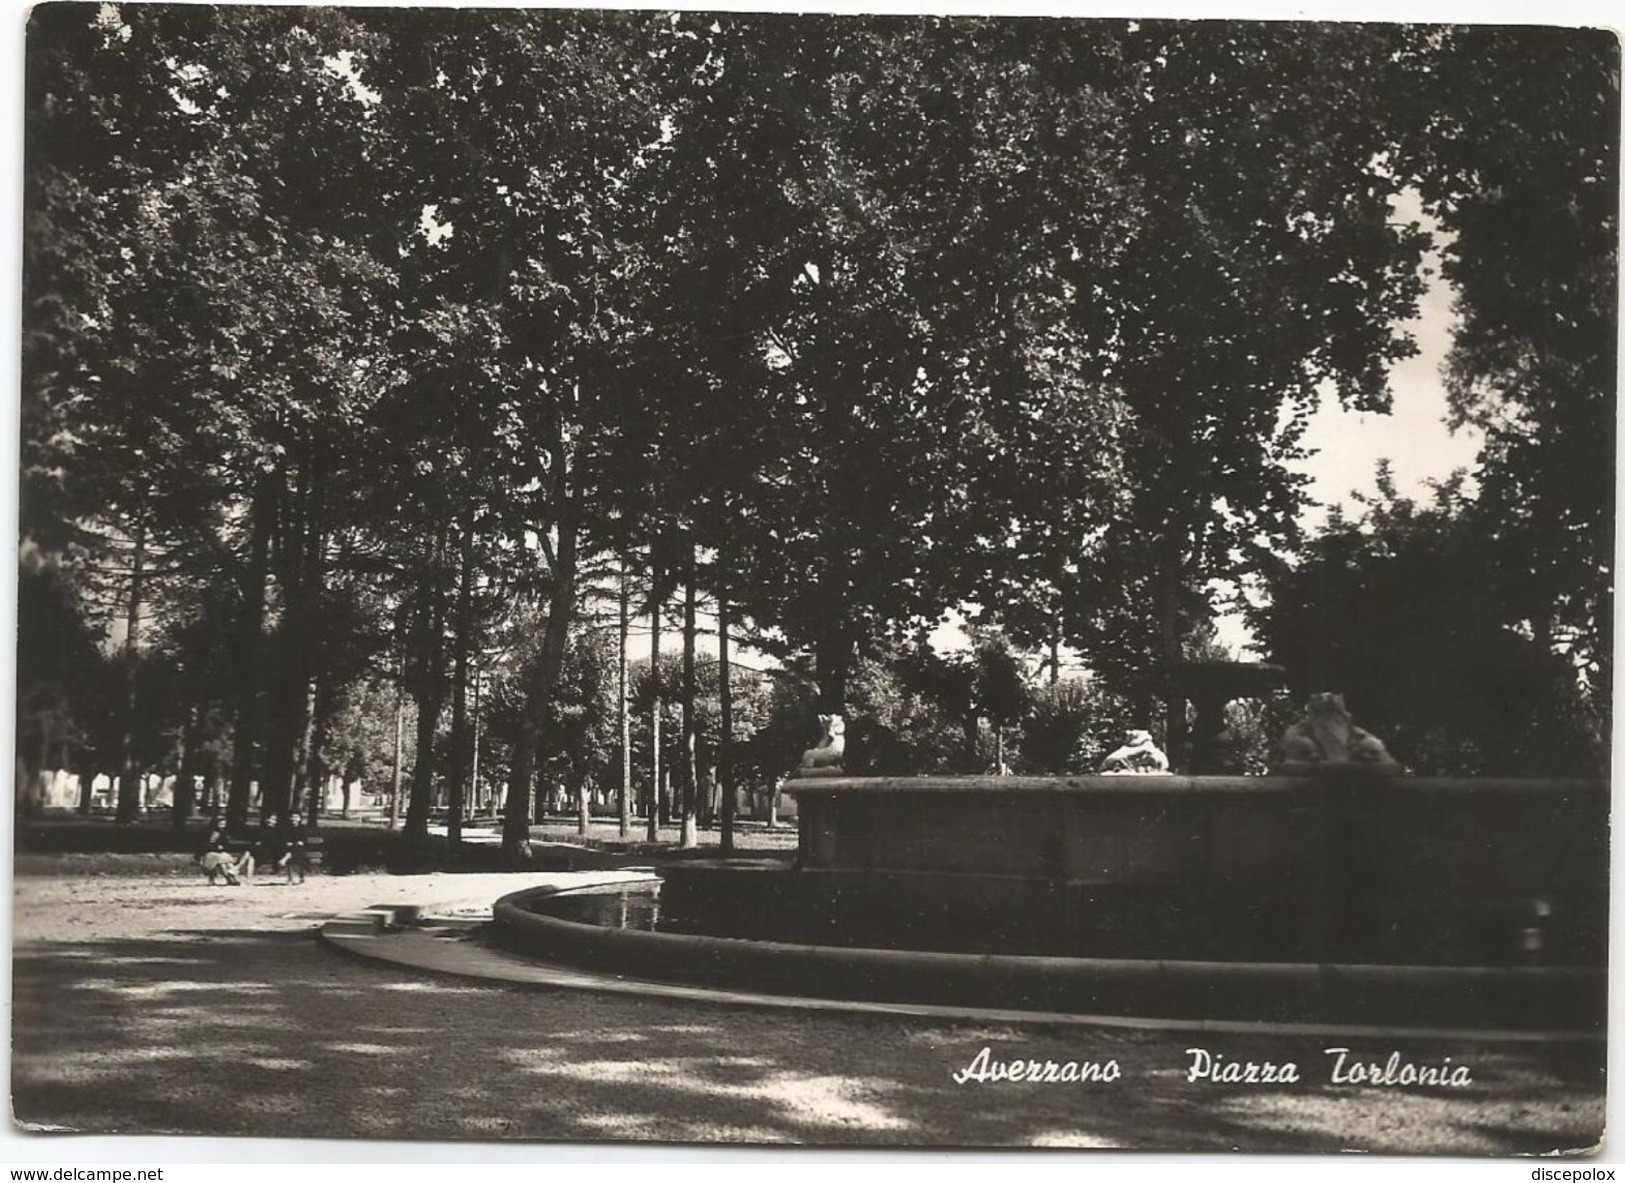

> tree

[
  {"left": 972, "top": 633, "right": 1032, "bottom": 772},
  {"left": 640, "top": 16, "right": 1134, "bottom": 716},
  {"left": 15, "top": 560, "right": 113, "bottom": 817},
  {"left": 1050, "top": 23, "right": 1432, "bottom": 765},
  {"left": 359, "top": 9, "right": 686, "bottom": 859},
  {"left": 1019, "top": 676, "right": 1141, "bottom": 775},
  {"left": 617, "top": 560, "right": 633, "bottom": 838},
  {"left": 1249, "top": 470, "right": 1604, "bottom": 775},
  {"left": 25, "top": 5, "right": 400, "bottom": 829},
  {"left": 27, "top": 12, "right": 1607, "bottom": 844},
  {"left": 1396, "top": 26, "right": 1617, "bottom": 719}
]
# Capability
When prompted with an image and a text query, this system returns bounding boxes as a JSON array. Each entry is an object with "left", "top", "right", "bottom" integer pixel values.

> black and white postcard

[{"left": 10, "top": 1, "right": 1617, "bottom": 1164}]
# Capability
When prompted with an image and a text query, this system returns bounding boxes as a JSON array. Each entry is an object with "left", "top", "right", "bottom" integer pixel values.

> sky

[
  {"left": 1202, "top": 199, "right": 1487, "bottom": 654},
  {"left": 1288, "top": 198, "right": 1483, "bottom": 526}
]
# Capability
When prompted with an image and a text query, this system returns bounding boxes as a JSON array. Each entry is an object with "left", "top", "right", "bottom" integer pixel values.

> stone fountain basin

[
  {"left": 488, "top": 773, "right": 1604, "bottom": 1030},
  {"left": 492, "top": 878, "right": 1603, "bottom": 1031},
  {"left": 783, "top": 773, "right": 1607, "bottom": 967}
]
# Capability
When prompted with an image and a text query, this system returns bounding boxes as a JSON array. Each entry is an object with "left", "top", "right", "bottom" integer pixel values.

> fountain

[
  {"left": 1161, "top": 659, "right": 1286, "bottom": 773},
  {"left": 492, "top": 697, "right": 1606, "bottom": 1030}
]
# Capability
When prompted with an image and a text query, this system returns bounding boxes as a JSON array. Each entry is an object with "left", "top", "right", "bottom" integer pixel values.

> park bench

[{"left": 213, "top": 829, "right": 325, "bottom": 875}]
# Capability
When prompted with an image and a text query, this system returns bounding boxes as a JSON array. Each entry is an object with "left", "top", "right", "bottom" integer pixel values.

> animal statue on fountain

[
  {"left": 1276, "top": 692, "right": 1398, "bottom": 767},
  {"left": 1099, "top": 730, "right": 1170, "bottom": 775},
  {"left": 801, "top": 713, "right": 846, "bottom": 771}
]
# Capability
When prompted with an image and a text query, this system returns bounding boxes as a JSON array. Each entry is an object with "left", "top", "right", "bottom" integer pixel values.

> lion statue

[
  {"left": 1277, "top": 692, "right": 1397, "bottom": 766},
  {"left": 1100, "top": 729, "right": 1170, "bottom": 775},
  {"left": 801, "top": 713, "right": 846, "bottom": 770}
]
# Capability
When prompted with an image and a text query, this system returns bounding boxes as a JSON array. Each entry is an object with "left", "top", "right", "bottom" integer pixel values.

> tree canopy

[{"left": 21, "top": 10, "right": 1615, "bottom": 836}]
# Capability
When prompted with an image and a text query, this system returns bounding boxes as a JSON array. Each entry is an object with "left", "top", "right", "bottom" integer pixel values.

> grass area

[{"left": 13, "top": 809, "right": 799, "bottom": 878}]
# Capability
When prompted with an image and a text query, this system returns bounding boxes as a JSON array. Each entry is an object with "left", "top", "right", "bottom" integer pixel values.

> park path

[{"left": 11, "top": 870, "right": 1607, "bottom": 1152}]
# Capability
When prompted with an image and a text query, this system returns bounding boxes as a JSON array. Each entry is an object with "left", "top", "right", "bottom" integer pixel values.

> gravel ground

[{"left": 10, "top": 867, "right": 1608, "bottom": 1155}]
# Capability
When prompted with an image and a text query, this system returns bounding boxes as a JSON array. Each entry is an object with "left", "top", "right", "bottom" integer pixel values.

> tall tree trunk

[
  {"left": 500, "top": 517, "right": 578, "bottom": 861},
  {"left": 503, "top": 747, "right": 531, "bottom": 854},
  {"left": 500, "top": 406, "right": 580, "bottom": 861},
  {"left": 296, "top": 458, "right": 330, "bottom": 822},
  {"left": 76, "top": 748, "right": 94, "bottom": 815},
  {"left": 1048, "top": 575, "right": 1063, "bottom": 687},
  {"left": 1159, "top": 526, "right": 1187, "bottom": 772},
  {"left": 472, "top": 667, "right": 486, "bottom": 817},
  {"left": 261, "top": 463, "right": 304, "bottom": 824},
  {"left": 404, "top": 522, "right": 449, "bottom": 842},
  {"left": 447, "top": 512, "right": 477, "bottom": 854},
  {"left": 289, "top": 678, "right": 318, "bottom": 819},
  {"left": 814, "top": 627, "right": 852, "bottom": 717},
  {"left": 304, "top": 677, "right": 333, "bottom": 827},
  {"left": 679, "top": 552, "right": 698, "bottom": 849},
  {"left": 17, "top": 707, "right": 47, "bottom": 821},
  {"left": 618, "top": 557, "right": 632, "bottom": 839},
  {"left": 718, "top": 583, "right": 735, "bottom": 854},
  {"left": 389, "top": 650, "right": 405, "bottom": 831},
  {"left": 295, "top": 458, "right": 330, "bottom": 824},
  {"left": 646, "top": 582, "right": 662, "bottom": 843},
  {"left": 260, "top": 651, "right": 305, "bottom": 823},
  {"left": 30, "top": 723, "right": 51, "bottom": 819},
  {"left": 116, "top": 508, "right": 146, "bottom": 824},
  {"left": 171, "top": 700, "right": 199, "bottom": 832}
]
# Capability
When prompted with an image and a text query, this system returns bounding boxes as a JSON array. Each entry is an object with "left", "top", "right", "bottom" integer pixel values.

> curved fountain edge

[
  {"left": 781, "top": 774, "right": 1603, "bottom": 793},
  {"left": 490, "top": 883, "right": 1606, "bottom": 1034}
]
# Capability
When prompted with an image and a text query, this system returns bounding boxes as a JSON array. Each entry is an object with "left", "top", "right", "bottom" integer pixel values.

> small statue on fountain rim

[
  {"left": 1276, "top": 692, "right": 1398, "bottom": 768},
  {"left": 801, "top": 713, "right": 846, "bottom": 771},
  {"left": 1100, "top": 729, "right": 1170, "bottom": 775}
]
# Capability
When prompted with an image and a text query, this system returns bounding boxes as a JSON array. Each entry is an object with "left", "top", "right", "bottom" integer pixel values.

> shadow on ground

[{"left": 12, "top": 925, "right": 1606, "bottom": 1151}]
